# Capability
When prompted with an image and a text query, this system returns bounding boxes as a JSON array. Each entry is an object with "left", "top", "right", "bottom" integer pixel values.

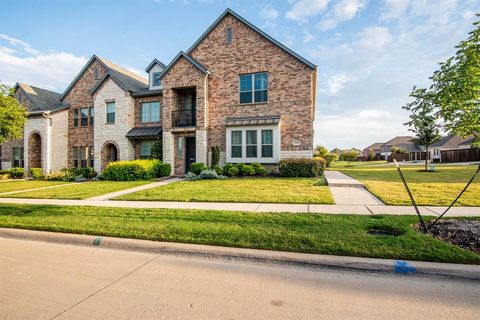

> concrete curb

[{"left": 1, "top": 227, "right": 479, "bottom": 280}]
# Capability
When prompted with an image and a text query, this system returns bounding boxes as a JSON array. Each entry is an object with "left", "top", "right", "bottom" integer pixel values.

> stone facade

[
  {"left": 63, "top": 59, "right": 108, "bottom": 167},
  {"left": 93, "top": 78, "right": 135, "bottom": 172}
]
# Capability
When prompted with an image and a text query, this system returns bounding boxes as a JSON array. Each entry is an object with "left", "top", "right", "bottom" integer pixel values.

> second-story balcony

[{"left": 172, "top": 108, "right": 196, "bottom": 127}]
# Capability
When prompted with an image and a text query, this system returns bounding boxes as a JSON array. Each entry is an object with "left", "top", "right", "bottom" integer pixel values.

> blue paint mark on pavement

[
  {"left": 93, "top": 237, "right": 102, "bottom": 246},
  {"left": 394, "top": 261, "right": 416, "bottom": 274}
]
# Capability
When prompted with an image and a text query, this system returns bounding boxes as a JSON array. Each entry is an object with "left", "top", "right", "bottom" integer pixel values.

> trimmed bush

[
  {"left": 185, "top": 172, "right": 200, "bottom": 181},
  {"left": 211, "top": 146, "right": 220, "bottom": 167},
  {"left": 102, "top": 159, "right": 162, "bottom": 181},
  {"left": 278, "top": 158, "right": 325, "bottom": 177},
  {"left": 212, "top": 165, "right": 223, "bottom": 175},
  {"left": 45, "top": 170, "right": 71, "bottom": 182},
  {"left": 74, "top": 167, "right": 96, "bottom": 179},
  {"left": 30, "top": 168, "right": 44, "bottom": 180},
  {"left": 199, "top": 169, "right": 219, "bottom": 179},
  {"left": 239, "top": 164, "right": 255, "bottom": 176},
  {"left": 190, "top": 162, "right": 207, "bottom": 175},
  {"left": 251, "top": 163, "right": 267, "bottom": 176},
  {"left": 224, "top": 164, "right": 239, "bottom": 176},
  {"left": 157, "top": 163, "right": 171, "bottom": 177},
  {"left": 9, "top": 168, "right": 24, "bottom": 179}
]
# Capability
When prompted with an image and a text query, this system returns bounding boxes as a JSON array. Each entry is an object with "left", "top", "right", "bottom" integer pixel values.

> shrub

[
  {"left": 190, "top": 162, "right": 207, "bottom": 175},
  {"left": 251, "top": 163, "right": 267, "bottom": 176},
  {"left": 212, "top": 165, "right": 223, "bottom": 175},
  {"left": 185, "top": 172, "right": 200, "bottom": 181},
  {"left": 268, "top": 166, "right": 280, "bottom": 176},
  {"left": 224, "top": 164, "right": 239, "bottom": 176},
  {"left": 211, "top": 146, "right": 220, "bottom": 167},
  {"left": 45, "top": 170, "right": 70, "bottom": 181},
  {"left": 150, "top": 140, "right": 163, "bottom": 160},
  {"left": 0, "top": 170, "right": 11, "bottom": 180},
  {"left": 102, "top": 159, "right": 162, "bottom": 181},
  {"left": 74, "top": 167, "right": 96, "bottom": 179},
  {"left": 239, "top": 164, "right": 255, "bottom": 176},
  {"left": 30, "top": 168, "right": 44, "bottom": 180},
  {"left": 199, "top": 169, "right": 219, "bottom": 179},
  {"left": 9, "top": 168, "right": 24, "bottom": 179},
  {"left": 278, "top": 158, "right": 325, "bottom": 177},
  {"left": 157, "top": 163, "right": 171, "bottom": 177}
]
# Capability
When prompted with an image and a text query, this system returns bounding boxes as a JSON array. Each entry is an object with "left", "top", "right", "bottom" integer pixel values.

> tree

[
  {"left": 340, "top": 149, "right": 359, "bottom": 162},
  {"left": 314, "top": 145, "right": 329, "bottom": 158},
  {"left": 0, "top": 84, "right": 27, "bottom": 144},
  {"left": 367, "top": 149, "right": 375, "bottom": 161},
  {"left": 430, "top": 14, "right": 480, "bottom": 146},
  {"left": 403, "top": 87, "right": 441, "bottom": 171},
  {"left": 150, "top": 140, "right": 163, "bottom": 160},
  {"left": 390, "top": 146, "right": 408, "bottom": 155}
]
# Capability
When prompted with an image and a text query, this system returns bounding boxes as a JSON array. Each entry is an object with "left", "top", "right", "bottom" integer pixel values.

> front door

[{"left": 185, "top": 137, "right": 196, "bottom": 173}]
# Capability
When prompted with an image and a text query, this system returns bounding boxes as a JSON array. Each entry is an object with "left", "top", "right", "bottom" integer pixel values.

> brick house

[{"left": 2, "top": 8, "right": 317, "bottom": 176}]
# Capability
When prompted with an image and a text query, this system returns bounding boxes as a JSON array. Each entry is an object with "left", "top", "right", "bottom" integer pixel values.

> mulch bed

[{"left": 423, "top": 220, "right": 480, "bottom": 254}]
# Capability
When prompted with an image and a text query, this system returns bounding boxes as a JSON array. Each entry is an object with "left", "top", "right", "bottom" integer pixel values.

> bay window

[{"left": 226, "top": 126, "right": 279, "bottom": 163}]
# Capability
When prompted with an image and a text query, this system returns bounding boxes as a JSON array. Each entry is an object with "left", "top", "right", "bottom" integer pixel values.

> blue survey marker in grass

[{"left": 394, "top": 261, "right": 417, "bottom": 274}]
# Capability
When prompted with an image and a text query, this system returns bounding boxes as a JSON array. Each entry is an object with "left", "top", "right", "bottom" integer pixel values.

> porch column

[
  {"left": 163, "top": 131, "right": 174, "bottom": 175},
  {"left": 196, "top": 129, "right": 208, "bottom": 165}
]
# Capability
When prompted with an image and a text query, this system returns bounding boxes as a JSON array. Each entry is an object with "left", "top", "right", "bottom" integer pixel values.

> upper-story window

[
  {"left": 89, "top": 107, "right": 94, "bottom": 125},
  {"left": 94, "top": 68, "right": 101, "bottom": 80},
  {"left": 152, "top": 72, "right": 161, "bottom": 87},
  {"left": 226, "top": 26, "right": 233, "bottom": 44},
  {"left": 73, "top": 109, "right": 79, "bottom": 127},
  {"left": 80, "top": 108, "right": 89, "bottom": 127},
  {"left": 239, "top": 72, "right": 268, "bottom": 104},
  {"left": 141, "top": 102, "right": 160, "bottom": 123},
  {"left": 106, "top": 102, "right": 115, "bottom": 124}
]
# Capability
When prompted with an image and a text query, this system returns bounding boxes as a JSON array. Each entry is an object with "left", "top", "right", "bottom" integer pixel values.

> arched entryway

[
  {"left": 28, "top": 132, "right": 42, "bottom": 170},
  {"left": 101, "top": 141, "right": 119, "bottom": 170}
]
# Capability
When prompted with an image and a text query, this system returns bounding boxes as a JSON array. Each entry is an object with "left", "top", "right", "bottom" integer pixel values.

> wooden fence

[{"left": 440, "top": 148, "right": 480, "bottom": 163}]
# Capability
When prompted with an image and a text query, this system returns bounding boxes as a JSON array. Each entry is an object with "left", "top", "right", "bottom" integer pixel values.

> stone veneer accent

[
  {"left": 163, "top": 131, "right": 174, "bottom": 175},
  {"left": 93, "top": 78, "right": 135, "bottom": 172}
]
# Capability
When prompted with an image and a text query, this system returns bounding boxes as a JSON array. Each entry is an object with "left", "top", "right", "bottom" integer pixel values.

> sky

[{"left": 0, "top": 0, "right": 478, "bottom": 150}]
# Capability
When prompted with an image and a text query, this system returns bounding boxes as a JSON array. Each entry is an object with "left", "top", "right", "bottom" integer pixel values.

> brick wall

[
  {"left": 189, "top": 13, "right": 315, "bottom": 154},
  {"left": 63, "top": 59, "right": 108, "bottom": 167}
]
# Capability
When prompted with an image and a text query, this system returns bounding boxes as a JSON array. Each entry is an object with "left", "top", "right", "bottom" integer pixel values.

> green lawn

[
  {"left": 0, "top": 203, "right": 478, "bottom": 264},
  {"left": 329, "top": 160, "right": 388, "bottom": 168},
  {"left": 1, "top": 181, "right": 152, "bottom": 199},
  {"left": 0, "top": 180, "right": 68, "bottom": 194},
  {"left": 339, "top": 165, "right": 480, "bottom": 206},
  {"left": 116, "top": 178, "right": 334, "bottom": 204}
]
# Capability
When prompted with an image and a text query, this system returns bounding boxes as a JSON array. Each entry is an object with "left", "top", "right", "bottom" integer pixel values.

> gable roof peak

[
  {"left": 145, "top": 58, "right": 167, "bottom": 73},
  {"left": 186, "top": 8, "right": 316, "bottom": 70},
  {"left": 159, "top": 51, "right": 210, "bottom": 80}
]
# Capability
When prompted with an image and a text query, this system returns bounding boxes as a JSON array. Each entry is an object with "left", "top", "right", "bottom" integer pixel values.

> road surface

[{"left": 1, "top": 237, "right": 478, "bottom": 319}]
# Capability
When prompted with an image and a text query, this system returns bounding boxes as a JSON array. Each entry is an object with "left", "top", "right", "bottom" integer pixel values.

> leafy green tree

[
  {"left": 430, "top": 14, "right": 480, "bottom": 146},
  {"left": 367, "top": 149, "right": 375, "bottom": 161},
  {"left": 314, "top": 145, "right": 329, "bottom": 158},
  {"left": 150, "top": 140, "right": 163, "bottom": 160},
  {"left": 0, "top": 84, "right": 27, "bottom": 144},
  {"left": 390, "top": 146, "right": 408, "bottom": 155},
  {"left": 403, "top": 87, "right": 441, "bottom": 171},
  {"left": 340, "top": 149, "right": 359, "bottom": 162}
]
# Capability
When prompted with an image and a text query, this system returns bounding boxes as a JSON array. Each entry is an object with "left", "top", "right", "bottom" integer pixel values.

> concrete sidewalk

[
  {"left": 86, "top": 177, "right": 183, "bottom": 201},
  {"left": 0, "top": 197, "right": 479, "bottom": 216},
  {"left": 325, "top": 171, "right": 385, "bottom": 205}
]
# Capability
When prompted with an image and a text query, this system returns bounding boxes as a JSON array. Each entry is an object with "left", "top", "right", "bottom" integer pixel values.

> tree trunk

[{"left": 425, "top": 146, "right": 429, "bottom": 171}]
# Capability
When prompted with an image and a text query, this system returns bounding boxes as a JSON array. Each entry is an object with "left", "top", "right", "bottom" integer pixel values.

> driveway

[{"left": 1, "top": 238, "right": 479, "bottom": 319}]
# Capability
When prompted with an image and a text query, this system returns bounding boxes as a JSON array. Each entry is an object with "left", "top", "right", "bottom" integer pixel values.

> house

[
  {"left": 430, "top": 134, "right": 479, "bottom": 162},
  {"left": 1, "top": 8, "right": 317, "bottom": 176},
  {"left": 362, "top": 142, "right": 383, "bottom": 158},
  {"left": 380, "top": 136, "right": 424, "bottom": 161}
]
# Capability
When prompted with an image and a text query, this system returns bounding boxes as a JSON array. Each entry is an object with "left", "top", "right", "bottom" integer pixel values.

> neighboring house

[
  {"left": 362, "top": 142, "right": 383, "bottom": 158},
  {"left": 2, "top": 8, "right": 317, "bottom": 176},
  {"left": 380, "top": 136, "right": 424, "bottom": 161},
  {"left": 430, "top": 134, "right": 479, "bottom": 162}
]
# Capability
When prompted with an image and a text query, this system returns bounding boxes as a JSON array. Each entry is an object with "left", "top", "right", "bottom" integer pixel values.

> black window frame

[
  {"left": 226, "top": 26, "right": 233, "bottom": 44},
  {"left": 80, "top": 108, "right": 89, "bottom": 127},
  {"left": 89, "top": 107, "right": 94, "bottom": 125},
  {"left": 152, "top": 72, "right": 161, "bottom": 87},
  {"left": 239, "top": 72, "right": 268, "bottom": 104},
  {"left": 106, "top": 102, "right": 115, "bottom": 124},
  {"left": 73, "top": 109, "right": 79, "bottom": 127},
  {"left": 141, "top": 102, "right": 161, "bottom": 123},
  {"left": 12, "top": 147, "right": 24, "bottom": 168}
]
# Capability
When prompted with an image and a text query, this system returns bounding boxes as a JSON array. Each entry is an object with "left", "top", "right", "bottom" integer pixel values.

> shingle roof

[
  {"left": 431, "top": 134, "right": 474, "bottom": 148},
  {"left": 126, "top": 126, "right": 162, "bottom": 139},
  {"left": 15, "top": 83, "right": 64, "bottom": 112},
  {"left": 159, "top": 51, "right": 209, "bottom": 80},
  {"left": 186, "top": 8, "right": 316, "bottom": 70},
  {"left": 60, "top": 55, "right": 148, "bottom": 100},
  {"left": 226, "top": 115, "right": 281, "bottom": 126},
  {"left": 382, "top": 136, "right": 420, "bottom": 152},
  {"left": 363, "top": 142, "right": 384, "bottom": 152}
]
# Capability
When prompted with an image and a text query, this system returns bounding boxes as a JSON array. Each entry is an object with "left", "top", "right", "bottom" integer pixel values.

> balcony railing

[{"left": 172, "top": 109, "right": 196, "bottom": 127}]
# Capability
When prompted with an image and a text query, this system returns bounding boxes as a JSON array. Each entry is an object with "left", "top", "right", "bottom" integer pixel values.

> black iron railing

[{"left": 172, "top": 109, "right": 196, "bottom": 127}]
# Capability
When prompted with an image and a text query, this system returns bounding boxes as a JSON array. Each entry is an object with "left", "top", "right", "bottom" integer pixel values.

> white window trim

[{"left": 226, "top": 124, "right": 280, "bottom": 163}]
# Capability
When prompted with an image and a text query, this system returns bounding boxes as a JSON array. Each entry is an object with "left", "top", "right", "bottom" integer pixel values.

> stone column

[
  {"left": 163, "top": 131, "right": 174, "bottom": 175},
  {"left": 196, "top": 129, "right": 207, "bottom": 165}
]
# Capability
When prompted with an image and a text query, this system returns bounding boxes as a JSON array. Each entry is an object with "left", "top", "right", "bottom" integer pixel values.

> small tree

[
  {"left": 403, "top": 87, "right": 441, "bottom": 171},
  {"left": 211, "top": 145, "right": 220, "bottom": 167},
  {"left": 390, "top": 146, "right": 408, "bottom": 155},
  {"left": 430, "top": 14, "right": 480, "bottom": 146},
  {"left": 341, "top": 149, "right": 359, "bottom": 162},
  {"left": 367, "top": 149, "right": 375, "bottom": 161},
  {"left": 314, "top": 145, "right": 329, "bottom": 158},
  {"left": 150, "top": 140, "right": 163, "bottom": 160},
  {"left": 0, "top": 84, "right": 27, "bottom": 144}
]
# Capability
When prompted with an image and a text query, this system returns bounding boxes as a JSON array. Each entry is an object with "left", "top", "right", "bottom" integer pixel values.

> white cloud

[
  {"left": 380, "top": 0, "right": 411, "bottom": 20},
  {"left": 285, "top": 0, "right": 330, "bottom": 23},
  {"left": 320, "top": 74, "right": 354, "bottom": 95},
  {"left": 0, "top": 34, "right": 87, "bottom": 91},
  {"left": 261, "top": 4, "right": 279, "bottom": 20},
  {"left": 303, "top": 30, "right": 315, "bottom": 43},
  {"left": 358, "top": 109, "right": 392, "bottom": 119},
  {"left": 356, "top": 26, "right": 392, "bottom": 50},
  {"left": 318, "top": 0, "right": 367, "bottom": 31}
]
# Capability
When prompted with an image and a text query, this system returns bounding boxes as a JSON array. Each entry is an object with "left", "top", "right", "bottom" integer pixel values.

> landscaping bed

[
  {"left": 427, "top": 220, "right": 480, "bottom": 254},
  {"left": 338, "top": 165, "right": 480, "bottom": 206},
  {"left": 0, "top": 203, "right": 478, "bottom": 264},
  {"left": 116, "top": 177, "right": 334, "bottom": 204}
]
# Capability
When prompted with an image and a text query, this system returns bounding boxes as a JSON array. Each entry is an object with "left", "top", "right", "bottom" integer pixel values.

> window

[
  {"left": 73, "top": 109, "right": 79, "bottom": 127},
  {"left": 152, "top": 72, "right": 161, "bottom": 87},
  {"left": 246, "top": 130, "right": 257, "bottom": 158},
  {"left": 72, "top": 146, "right": 91, "bottom": 168},
  {"left": 176, "top": 137, "right": 182, "bottom": 157},
  {"left": 89, "top": 108, "right": 94, "bottom": 125},
  {"left": 94, "top": 68, "right": 100, "bottom": 80},
  {"left": 12, "top": 147, "right": 24, "bottom": 168},
  {"left": 141, "top": 102, "right": 160, "bottom": 123},
  {"left": 239, "top": 72, "right": 268, "bottom": 104},
  {"left": 106, "top": 102, "right": 115, "bottom": 124},
  {"left": 226, "top": 26, "right": 233, "bottom": 44},
  {"left": 231, "top": 131, "right": 242, "bottom": 158},
  {"left": 140, "top": 141, "right": 155, "bottom": 159},
  {"left": 80, "top": 108, "right": 88, "bottom": 127},
  {"left": 262, "top": 130, "right": 273, "bottom": 158}
]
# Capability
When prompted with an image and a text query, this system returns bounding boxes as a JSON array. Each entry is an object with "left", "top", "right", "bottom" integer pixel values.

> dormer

[{"left": 145, "top": 59, "right": 166, "bottom": 90}]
